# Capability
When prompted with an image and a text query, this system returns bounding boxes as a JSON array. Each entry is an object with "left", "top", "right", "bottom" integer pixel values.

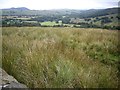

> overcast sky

[{"left": 0, "top": 0, "right": 119, "bottom": 10}]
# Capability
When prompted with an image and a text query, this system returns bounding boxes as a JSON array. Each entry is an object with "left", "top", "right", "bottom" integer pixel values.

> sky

[{"left": 0, "top": 0, "right": 119, "bottom": 10}]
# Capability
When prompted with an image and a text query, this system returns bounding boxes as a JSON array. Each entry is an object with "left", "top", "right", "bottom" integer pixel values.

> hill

[
  {"left": 1, "top": 7, "right": 119, "bottom": 18},
  {"left": 78, "top": 7, "right": 119, "bottom": 18},
  {"left": 1, "top": 7, "right": 30, "bottom": 11}
]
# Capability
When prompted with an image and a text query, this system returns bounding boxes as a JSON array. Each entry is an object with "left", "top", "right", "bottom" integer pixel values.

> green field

[
  {"left": 23, "top": 21, "right": 38, "bottom": 23},
  {"left": 40, "top": 21, "right": 62, "bottom": 26},
  {"left": 2, "top": 27, "right": 120, "bottom": 88}
]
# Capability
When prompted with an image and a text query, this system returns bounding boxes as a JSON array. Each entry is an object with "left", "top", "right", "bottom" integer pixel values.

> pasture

[{"left": 2, "top": 27, "right": 119, "bottom": 88}]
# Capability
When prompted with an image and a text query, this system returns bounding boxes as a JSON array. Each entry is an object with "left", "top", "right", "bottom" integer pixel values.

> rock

[
  {"left": 3, "top": 81, "right": 28, "bottom": 88},
  {"left": 0, "top": 68, "right": 28, "bottom": 89}
]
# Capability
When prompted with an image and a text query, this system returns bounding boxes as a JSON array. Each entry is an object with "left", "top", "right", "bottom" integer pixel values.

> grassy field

[
  {"left": 40, "top": 21, "right": 62, "bottom": 26},
  {"left": 2, "top": 27, "right": 120, "bottom": 88}
]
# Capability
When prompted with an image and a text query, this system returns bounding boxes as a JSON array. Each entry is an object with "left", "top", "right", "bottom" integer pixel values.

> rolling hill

[{"left": 1, "top": 7, "right": 119, "bottom": 18}]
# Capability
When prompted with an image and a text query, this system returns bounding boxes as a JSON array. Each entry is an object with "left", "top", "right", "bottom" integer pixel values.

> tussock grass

[{"left": 2, "top": 27, "right": 119, "bottom": 88}]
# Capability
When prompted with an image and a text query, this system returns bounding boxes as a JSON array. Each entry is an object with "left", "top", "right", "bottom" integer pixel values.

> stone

[{"left": 0, "top": 68, "right": 28, "bottom": 89}]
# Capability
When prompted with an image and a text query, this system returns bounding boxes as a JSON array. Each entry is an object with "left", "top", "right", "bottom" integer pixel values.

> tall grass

[{"left": 2, "top": 27, "right": 119, "bottom": 88}]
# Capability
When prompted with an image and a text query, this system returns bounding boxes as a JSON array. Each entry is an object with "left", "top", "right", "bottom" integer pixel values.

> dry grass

[{"left": 2, "top": 27, "right": 119, "bottom": 88}]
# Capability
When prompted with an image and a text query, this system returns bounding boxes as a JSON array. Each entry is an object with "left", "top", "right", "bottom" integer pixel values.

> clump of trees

[
  {"left": 2, "top": 19, "right": 40, "bottom": 27},
  {"left": 31, "top": 16, "right": 70, "bottom": 24}
]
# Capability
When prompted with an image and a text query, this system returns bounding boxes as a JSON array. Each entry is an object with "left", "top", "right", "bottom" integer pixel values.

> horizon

[
  {"left": 0, "top": 0, "right": 119, "bottom": 10},
  {"left": 1, "top": 6, "right": 119, "bottom": 11},
  {"left": 0, "top": 6, "right": 119, "bottom": 11}
]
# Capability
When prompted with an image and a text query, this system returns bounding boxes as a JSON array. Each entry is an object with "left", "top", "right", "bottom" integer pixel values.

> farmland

[
  {"left": 2, "top": 27, "right": 120, "bottom": 88},
  {"left": 1, "top": 7, "right": 120, "bottom": 30}
]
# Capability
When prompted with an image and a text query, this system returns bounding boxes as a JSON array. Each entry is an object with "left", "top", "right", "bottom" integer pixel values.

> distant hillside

[
  {"left": 79, "top": 7, "right": 119, "bottom": 18},
  {"left": 1, "top": 7, "right": 30, "bottom": 11},
  {"left": 1, "top": 7, "right": 119, "bottom": 18}
]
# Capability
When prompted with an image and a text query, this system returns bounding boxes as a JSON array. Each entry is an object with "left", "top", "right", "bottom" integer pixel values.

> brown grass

[{"left": 2, "top": 27, "right": 119, "bottom": 88}]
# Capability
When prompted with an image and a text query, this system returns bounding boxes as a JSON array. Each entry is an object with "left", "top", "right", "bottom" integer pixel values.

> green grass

[
  {"left": 40, "top": 21, "right": 62, "bottom": 26},
  {"left": 23, "top": 21, "right": 38, "bottom": 23},
  {"left": 2, "top": 27, "right": 119, "bottom": 88},
  {"left": 16, "top": 17, "right": 31, "bottom": 20}
]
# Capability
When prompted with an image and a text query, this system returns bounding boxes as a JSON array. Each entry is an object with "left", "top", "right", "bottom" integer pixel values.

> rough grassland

[{"left": 2, "top": 27, "right": 119, "bottom": 88}]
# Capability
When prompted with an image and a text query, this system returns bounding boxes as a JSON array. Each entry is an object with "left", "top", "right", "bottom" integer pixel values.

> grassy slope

[
  {"left": 2, "top": 27, "right": 119, "bottom": 88},
  {"left": 71, "top": 14, "right": 118, "bottom": 27},
  {"left": 92, "top": 14, "right": 118, "bottom": 26}
]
